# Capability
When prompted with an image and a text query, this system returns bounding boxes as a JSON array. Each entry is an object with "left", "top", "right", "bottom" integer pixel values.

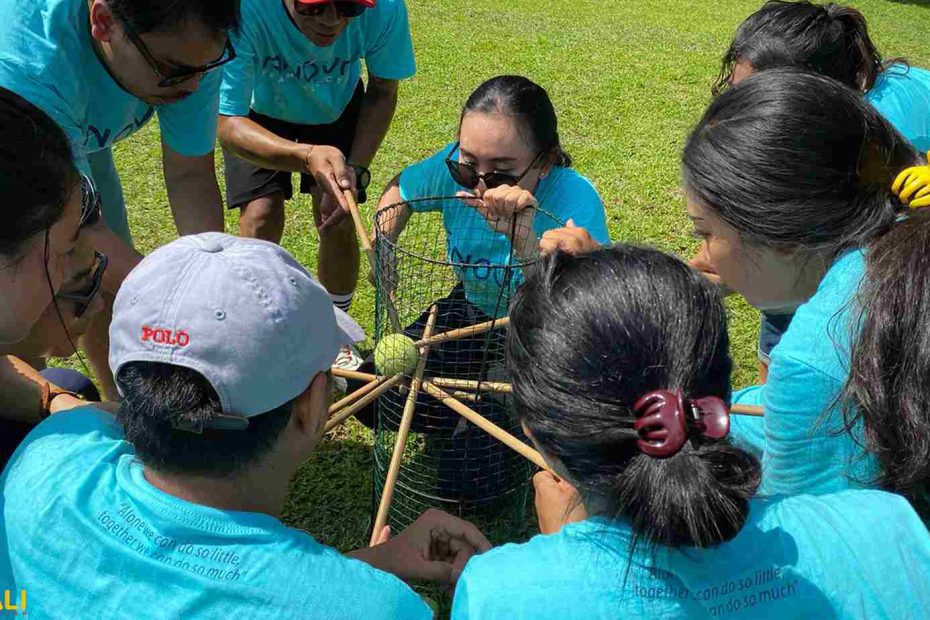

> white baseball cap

[{"left": 109, "top": 233, "right": 364, "bottom": 429}]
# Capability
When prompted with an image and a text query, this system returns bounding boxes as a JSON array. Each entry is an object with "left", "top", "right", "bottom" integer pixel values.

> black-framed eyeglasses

[
  {"left": 295, "top": 1, "right": 368, "bottom": 18},
  {"left": 125, "top": 28, "right": 237, "bottom": 88},
  {"left": 80, "top": 175, "right": 102, "bottom": 228},
  {"left": 445, "top": 143, "right": 545, "bottom": 190},
  {"left": 58, "top": 252, "right": 108, "bottom": 319}
]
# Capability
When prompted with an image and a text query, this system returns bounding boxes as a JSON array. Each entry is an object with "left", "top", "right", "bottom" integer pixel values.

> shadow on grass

[{"left": 886, "top": 0, "right": 929, "bottom": 6}]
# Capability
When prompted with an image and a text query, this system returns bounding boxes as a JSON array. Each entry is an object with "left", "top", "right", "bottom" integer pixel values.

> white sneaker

[{"left": 332, "top": 345, "right": 364, "bottom": 392}]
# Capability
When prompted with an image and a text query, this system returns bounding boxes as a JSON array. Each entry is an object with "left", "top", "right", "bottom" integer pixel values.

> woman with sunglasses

[
  {"left": 346, "top": 77, "right": 608, "bottom": 451},
  {"left": 219, "top": 0, "right": 415, "bottom": 341},
  {"left": 375, "top": 75, "right": 609, "bottom": 304},
  {"left": 0, "top": 87, "right": 105, "bottom": 456},
  {"left": 449, "top": 245, "right": 930, "bottom": 619}
]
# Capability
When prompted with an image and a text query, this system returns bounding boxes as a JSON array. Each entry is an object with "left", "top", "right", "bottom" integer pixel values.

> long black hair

[
  {"left": 843, "top": 208, "right": 930, "bottom": 518},
  {"left": 713, "top": 1, "right": 893, "bottom": 96},
  {"left": 460, "top": 75, "right": 572, "bottom": 168},
  {"left": 684, "top": 69, "right": 917, "bottom": 259},
  {"left": 508, "top": 246, "right": 760, "bottom": 549},
  {"left": 0, "top": 87, "right": 75, "bottom": 260}
]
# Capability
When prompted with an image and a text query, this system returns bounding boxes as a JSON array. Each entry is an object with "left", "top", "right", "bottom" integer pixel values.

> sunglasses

[
  {"left": 58, "top": 252, "right": 108, "bottom": 319},
  {"left": 126, "top": 28, "right": 236, "bottom": 88},
  {"left": 80, "top": 175, "right": 102, "bottom": 228},
  {"left": 295, "top": 1, "right": 368, "bottom": 18},
  {"left": 445, "top": 143, "right": 545, "bottom": 190}
]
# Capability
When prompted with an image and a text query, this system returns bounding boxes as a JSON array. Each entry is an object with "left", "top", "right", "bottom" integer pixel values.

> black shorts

[{"left": 223, "top": 80, "right": 364, "bottom": 209}]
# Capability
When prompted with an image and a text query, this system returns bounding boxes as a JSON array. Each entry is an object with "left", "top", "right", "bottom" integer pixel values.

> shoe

[{"left": 332, "top": 345, "right": 364, "bottom": 392}]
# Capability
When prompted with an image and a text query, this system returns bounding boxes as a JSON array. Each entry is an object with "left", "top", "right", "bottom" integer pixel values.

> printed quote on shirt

[{"left": 97, "top": 504, "right": 246, "bottom": 582}]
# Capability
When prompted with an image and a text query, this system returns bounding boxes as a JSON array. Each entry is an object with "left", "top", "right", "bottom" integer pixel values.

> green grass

[{"left": 97, "top": 0, "right": 930, "bottom": 614}]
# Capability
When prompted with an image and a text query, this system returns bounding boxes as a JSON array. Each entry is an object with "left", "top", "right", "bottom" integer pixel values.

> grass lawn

[{"left": 101, "top": 0, "right": 930, "bottom": 613}]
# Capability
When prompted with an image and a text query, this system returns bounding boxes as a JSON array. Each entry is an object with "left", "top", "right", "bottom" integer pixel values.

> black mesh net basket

[{"left": 364, "top": 195, "right": 563, "bottom": 533}]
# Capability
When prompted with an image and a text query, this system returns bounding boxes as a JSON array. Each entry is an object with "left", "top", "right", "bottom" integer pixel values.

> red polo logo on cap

[{"left": 141, "top": 325, "right": 191, "bottom": 347}]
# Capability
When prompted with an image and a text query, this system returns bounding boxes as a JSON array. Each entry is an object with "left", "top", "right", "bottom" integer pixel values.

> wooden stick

[
  {"left": 330, "top": 375, "right": 385, "bottom": 415},
  {"left": 431, "top": 377, "right": 512, "bottom": 394},
  {"left": 343, "top": 189, "right": 403, "bottom": 333},
  {"left": 422, "top": 384, "right": 480, "bottom": 403},
  {"left": 331, "top": 368, "right": 513, "bottom": 395},
  {"left": 332, "top": 367, "right": 377, "bottom": 383},
  {"left": 414, "top": 316, "right": 509, "bottom": 348},
  {"left": 422, "top": 382, "right": 552, "bottom": 473},
  {"left": 370, "top": 305, "right": 439, "bottom": 546},
  {"left": 324, "top": 374, "right": 405, "bottom": 433},
  {"left": 732, "top": 404, "right": 764, "bottom": 417}
]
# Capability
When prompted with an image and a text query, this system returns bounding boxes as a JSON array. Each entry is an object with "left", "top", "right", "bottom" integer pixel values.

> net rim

[{"left": 373, "top": 195, "right": 564, "bottom": 269}]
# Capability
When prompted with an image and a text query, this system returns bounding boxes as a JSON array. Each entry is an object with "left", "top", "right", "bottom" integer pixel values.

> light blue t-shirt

[
  {"left": 452, "top": 491, "right": 930, "bottom": 619},
  {"left": 868, "top": 64, "right": 930, "bottom": 153},
  {"left": 398, "top": 143, "right": 611, "bottom": 316},
  {"left": 0, "top": 0, "right": 221, "bottom": 175},
  {"left": 0, "top": 408, "right": 431, "bottom": 619},
  {"left": 220, "top": 0, "right": 415, "bottom": 124},
  {"left": 731, "top": 250, "right": 878, "bottom": 496}
]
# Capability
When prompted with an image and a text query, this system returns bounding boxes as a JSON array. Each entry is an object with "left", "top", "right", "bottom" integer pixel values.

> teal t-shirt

[
  {"left": 398, "top": 143, "right": 611, "bottom": 316},
  {"left": 867, "top": 64, "right": 930, "bottom": 153},
  {"left": 0, "top": 408, "right": 431, "bottom": 619},
  {"left": 452, "top": 491, "right": 930, "bottom": 619},
  {"left": 220, "top": 0, "right": 415, "bottom": 124},
  {"left": 731, "top": 250, "right": 878, "bottom": 496},
  {"left": 0, "top": 0, "right": 221, "bottom": 175}
]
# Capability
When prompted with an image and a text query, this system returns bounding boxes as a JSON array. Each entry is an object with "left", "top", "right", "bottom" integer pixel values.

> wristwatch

[{"left": 351, "top": 164, "right": 371, "bottom": 203}]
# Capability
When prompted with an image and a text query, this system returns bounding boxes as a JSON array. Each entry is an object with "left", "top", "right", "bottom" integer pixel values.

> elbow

[{"left": 216, "top": 115, "right": 242, "bottom": 150}]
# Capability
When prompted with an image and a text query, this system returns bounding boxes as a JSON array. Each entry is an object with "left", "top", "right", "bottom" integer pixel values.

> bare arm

[
  {"left": 347, "top": 75, "right": 400, "bottom": 169},
  {"left": 217, "top": 115, "right": 354, "bottom": 214},
  {"left": 217, "top": 115, "right": 313, "bottom": 173},
  {"left": 161, "top": 143, "right": 225, "bottom": 236},
  {"left": 0, "top": 356, "right": 88, "bottom": 423},
  {"left": 375, "top": 175, "right": 411, "bottom": 241}
]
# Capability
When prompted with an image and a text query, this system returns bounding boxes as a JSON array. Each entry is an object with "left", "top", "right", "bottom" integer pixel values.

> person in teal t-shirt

[
  {"left": 0, "top": 233, "right": 490, "bottom": 618},
  {"left": 219, "top": 0, "right": 416, "bottom": 319},
  {"left": 0, "top": 0, "right": 240, "bottom": 400},
  {"left": 347, "top": 75, "right": 608, "bottom": 439},
  {"left": 692, "top": 0, "right": 930, "bottom": 383},
  {"left": 451, "top": 245, "right": 930, "bottom": 619},
  {"left": 682, "top": 70, "right": 923, "bottom": 496}
]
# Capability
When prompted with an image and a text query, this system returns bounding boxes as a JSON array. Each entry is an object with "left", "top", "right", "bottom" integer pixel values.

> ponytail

[
  {"left": 843, "top": 208, "right": 930, "bottom": 518},
  {"left": 713, "top": 1, "right": 890, "bottom": 96},
  {"left": 508, "top": 247, "right": 761, "bottom": 549}
]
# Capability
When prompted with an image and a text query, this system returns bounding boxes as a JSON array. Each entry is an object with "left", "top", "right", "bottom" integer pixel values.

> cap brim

[{"left": 334, "top": 307, "right": 366, "bottom": 344}]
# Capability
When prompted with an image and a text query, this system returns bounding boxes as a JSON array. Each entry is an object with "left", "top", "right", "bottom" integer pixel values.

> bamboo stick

[
  {"left": 325, "top": 374, "right": 405, "bottom": 433},
  {"left": 431, "top": 378, "right": 512, "bottom": 394},
  {"left": 343, "top": 189, "right": 403, "bottom": 333},
  {"left": 414, "top": 316, "right": 510, "bottom": 348},
  {"left": 422, "top": 382, "right": 552, "bottom": 473},
  {"left": 370, "top": 305, "right": 439, "bottom": 545},
  {"left": 330, "top": 375, "right": 386, "bottom": 415},
  {"left": 732, "top": 404, "right": 764, "bottom": 417},
  {"left": 331, "top": 368, "right": 513, "bottom": 396}
]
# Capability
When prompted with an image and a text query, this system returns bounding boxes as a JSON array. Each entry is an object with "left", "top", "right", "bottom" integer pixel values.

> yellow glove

[{"left": 893, "top": 153, "right": 930, "bottom": 209}]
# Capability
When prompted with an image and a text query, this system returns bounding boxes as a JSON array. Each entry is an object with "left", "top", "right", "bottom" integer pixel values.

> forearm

[
  {"left": 0, "top": 356, "right": 86, "bottom": 422},
  {"left": 375, "top": 180, "right": 411, "bottom": 241},
  {"left": 217, "top": 115, "right": 310, "bottom": 173},
  {"left": 86, "top": 222, "right": 143, "bottom": 293},
  {"left": 162, "top": 149, "right": 225, "bottom": 236},
  {"left": 347, "top": 81, "right": 399, "bottom": 168}
]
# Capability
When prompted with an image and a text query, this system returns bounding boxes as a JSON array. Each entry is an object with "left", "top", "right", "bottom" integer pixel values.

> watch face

[{"left": 353, "top": 165, "right": 371, "bottom": 190}]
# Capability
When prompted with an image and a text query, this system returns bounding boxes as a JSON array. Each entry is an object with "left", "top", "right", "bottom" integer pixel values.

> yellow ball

[{"left": 374, "top": 333, "right": 419, "bottom": 376}]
